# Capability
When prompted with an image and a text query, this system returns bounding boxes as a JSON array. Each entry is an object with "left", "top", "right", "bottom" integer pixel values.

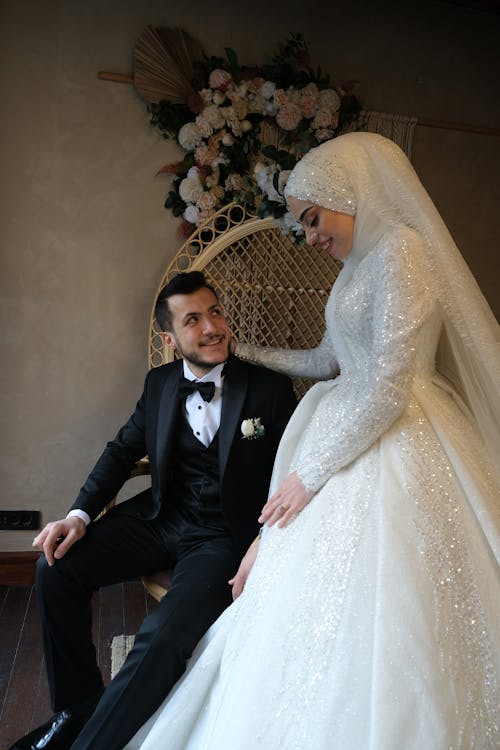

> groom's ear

[{"left": 161, "top": 332, "right": 177, "bottom": 351}]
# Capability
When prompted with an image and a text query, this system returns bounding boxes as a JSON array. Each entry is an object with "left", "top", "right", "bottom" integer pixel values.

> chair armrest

[
  {"left": 130, "top": 457, "right": 150, "bottom": 477},
  {"left": 142, "top": 570, "right": 173, "bottom": 602},
  {"left": 101, "top": 457, "right": 151, "bottom": 515}
]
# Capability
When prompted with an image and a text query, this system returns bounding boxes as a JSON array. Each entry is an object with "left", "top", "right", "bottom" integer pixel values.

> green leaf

[
  {"left": 277, "top": 151, "right": 297, "bottom": 170},
  {"left": 225, "top": 47, "right": 238, "bottom": 66},
  {"left": 272, "top": 170, "right": 281, "bottom": 194},
  {"left": 225, "top": 47, "right": 241, "bottom": 80},
  {"left": 258, "top": 199, "right": 286, "bottom": 219},
  {"left": 261, "top": 145, "right": 281, "bottom": 161}
]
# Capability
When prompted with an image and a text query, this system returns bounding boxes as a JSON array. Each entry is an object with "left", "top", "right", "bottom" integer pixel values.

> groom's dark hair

[{"left": 154, "top": 271, "right": 219, "bottom": 331}]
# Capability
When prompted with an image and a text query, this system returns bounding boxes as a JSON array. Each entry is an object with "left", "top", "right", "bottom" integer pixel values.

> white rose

[
  {"left": 183, "top": 204, "right": 200, "bottom": 224},
  {"left": 254, "top": 164, "right": 281, "bottom": 201},
  {"left": 283, "top": 210, "right": 304, "bottom": 235},
  {"left": 318, "top": 88, "right": 341, "bottom": 111},
  {"left": 265, "top": 100, "right": 278, "bottom": 117},
  {"left": 203, "top": 104, "right": 226, "bottom": 130},
  {"left": 213, "top": 90, "right": 226, "bottom": 106},
  {"left": 178, "top": 122, "right": 203, "bottom": 151},
  {"left": 179, "top": 175, "right": 204, "bottom": 204},
  {"left": 241, "top": 419, "right": 255, "bottom": 437},
  {"left": 261, "top": 80, "right": 276, "bottom": 99}
]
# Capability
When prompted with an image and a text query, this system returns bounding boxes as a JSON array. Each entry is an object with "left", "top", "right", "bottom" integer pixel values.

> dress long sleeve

[
  {"left": 293, "top": 228, "right": 436, "bottom": 493},
  {"left": 234, "top": 331, "right": 339, "bottom": 380}
]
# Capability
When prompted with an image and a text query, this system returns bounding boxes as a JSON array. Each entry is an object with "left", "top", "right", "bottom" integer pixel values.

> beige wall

[{"left": 1, "top": 0, "right": 498, "bottom": 550}]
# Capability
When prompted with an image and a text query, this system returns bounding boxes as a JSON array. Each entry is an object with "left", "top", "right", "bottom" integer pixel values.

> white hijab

[{"left": 284, "top": 132, "right": 500, "bottom": 472}]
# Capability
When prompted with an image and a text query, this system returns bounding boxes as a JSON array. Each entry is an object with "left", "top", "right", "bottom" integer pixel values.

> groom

[{"left": 11, "top": 271, "right": 296, "bottom": 750}]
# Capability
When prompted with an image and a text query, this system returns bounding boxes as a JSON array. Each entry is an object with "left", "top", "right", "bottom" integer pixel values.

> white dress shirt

[{"left": 182, "top": 361, "right": 224, "bottom": 447}]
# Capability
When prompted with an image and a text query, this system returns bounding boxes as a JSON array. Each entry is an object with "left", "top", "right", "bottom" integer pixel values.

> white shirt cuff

[{"left": 67, "top": 509, "right": 91, "bottom": 526}]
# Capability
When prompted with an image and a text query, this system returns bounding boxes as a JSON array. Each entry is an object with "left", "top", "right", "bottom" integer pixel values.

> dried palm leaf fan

[{"left": 134, "top": 25, "right": 205, "bottom": 104}]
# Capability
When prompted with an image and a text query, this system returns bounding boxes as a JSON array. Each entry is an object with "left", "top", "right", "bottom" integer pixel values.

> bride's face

[{"left": 288, "top": 196, "right": 355, "bottom": 261}]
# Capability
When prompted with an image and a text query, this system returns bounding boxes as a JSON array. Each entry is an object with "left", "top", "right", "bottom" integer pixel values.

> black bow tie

[{"left": 178, "top": 377, "right": 216, "bottom": 402}]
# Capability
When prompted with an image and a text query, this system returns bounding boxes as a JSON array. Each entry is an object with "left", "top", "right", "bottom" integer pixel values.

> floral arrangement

[
  {"left": 150, "top": 35, "right": 361, "bottom": 240},
  {"left": 241, "top": 417, "right": 266, "bottom": 440}
]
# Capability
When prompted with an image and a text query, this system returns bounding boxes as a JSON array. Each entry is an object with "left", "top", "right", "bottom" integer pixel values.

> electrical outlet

[{"left": 0, "top": 510, "right": 40, "bottom": 530}]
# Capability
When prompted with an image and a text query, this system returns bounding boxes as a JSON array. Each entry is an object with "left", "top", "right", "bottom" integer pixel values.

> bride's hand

[{"left": 258, "top": 471, "right": 314, "bottom": 528}]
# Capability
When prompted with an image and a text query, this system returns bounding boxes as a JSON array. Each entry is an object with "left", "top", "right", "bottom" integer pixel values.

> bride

[{"left": 125, "top": 132, "right": 500, "bottom": 749}]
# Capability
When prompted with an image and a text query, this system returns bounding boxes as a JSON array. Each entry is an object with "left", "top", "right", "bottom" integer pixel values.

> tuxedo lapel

[
  {"left": 155, "top": 361, "right": 183, "bottom": 495},
  {"left": 218, "top": 356, "right": 248, "bottom": 480}
]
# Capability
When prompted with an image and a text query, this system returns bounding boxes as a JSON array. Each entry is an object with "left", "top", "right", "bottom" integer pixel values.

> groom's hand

[
  {"left": 228, "top": 537, "right": 260, "bottom": 600},
  {"left": 33, "top": 516, "right": 86, "bottom": 566}
]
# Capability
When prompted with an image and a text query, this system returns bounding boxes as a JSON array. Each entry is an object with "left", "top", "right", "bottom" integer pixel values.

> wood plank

[
  {"left": 123, "top": 581, "right": 149, "bottom": 635},
  {"left": 0, "top": 586, "right": 31, "bottom": 712},
  {"left": 0, "top": 587, "right": 45, "bottom": 747},
  {"left": 31, "top": 654, "right": 52, "bottom": 729}
]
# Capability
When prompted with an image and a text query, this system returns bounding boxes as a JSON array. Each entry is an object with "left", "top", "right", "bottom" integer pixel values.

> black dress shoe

[{"left": 8, "top": 709, "right": 89, "bottom": 750}]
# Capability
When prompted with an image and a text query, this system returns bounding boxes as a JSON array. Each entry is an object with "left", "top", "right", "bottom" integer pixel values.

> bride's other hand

[
  {"left": 259, "top": 471, "right": 314, "bottom": 528},
  {"left": 229, "top": 537, "right": 260, "bottom": 600}
]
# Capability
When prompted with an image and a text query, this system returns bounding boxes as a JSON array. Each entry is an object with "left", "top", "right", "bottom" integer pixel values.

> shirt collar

[{"left": 183, "top": 361, "right": 226, "bottom": 389}]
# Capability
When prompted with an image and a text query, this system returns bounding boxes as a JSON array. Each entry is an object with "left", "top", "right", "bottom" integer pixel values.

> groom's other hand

[
  {"left": 228, "top": 537, "right": 260, "bottom": 600},
  {"left": 33, "top": 516, "right": 86, "bottom": 566}
]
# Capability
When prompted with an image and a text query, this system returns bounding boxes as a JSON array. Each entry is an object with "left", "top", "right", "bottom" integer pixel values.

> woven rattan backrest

[{"left": 149, "top": 203, "right": 341, "bottom": 398}]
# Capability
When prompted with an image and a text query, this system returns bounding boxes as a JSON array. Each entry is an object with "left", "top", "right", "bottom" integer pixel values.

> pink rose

[
  {"left": 315, "top": 128, "right": 335, "bottom": 142},
  {"left": 197, "top": 191, "right": 218, "bottom": 211},
  {"left": 229, "top": 94, "right": 248, "bottom": 121},
  {"left": 274, "top": 89, "right": 288, "bottom": 108},
  {"left": 209, "top": 69, "right": 232, "bottom": 91},
  {"left": 196, "top": 208, "right": 216, "bottom": 226},
  {"left": 276, "top": 103, "right": 303, "bottom": 131},
  {"left": 195, "top": 144, "right": 220, "bottom": 167},
  {"left": 248, "top": 77, "right": 266, "bottom": 94},
  {"left": 195, "top": 114, "right": 213, "bottom": 138},
  {"left": 300, "top": 92, "right": 318, "bottom": 119},
  {"left": 312, "top": 109, "right": 334, "bottom": 129}
]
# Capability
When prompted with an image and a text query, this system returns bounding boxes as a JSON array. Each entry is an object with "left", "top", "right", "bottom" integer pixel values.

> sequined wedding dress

[{"left": 126, "top": 226, "right": 499, "bottom": 750}]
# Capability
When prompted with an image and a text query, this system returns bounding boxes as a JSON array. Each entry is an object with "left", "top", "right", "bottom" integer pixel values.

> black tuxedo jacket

[{"left": 71, "top": 356, "right": 296, "bottom": 552}]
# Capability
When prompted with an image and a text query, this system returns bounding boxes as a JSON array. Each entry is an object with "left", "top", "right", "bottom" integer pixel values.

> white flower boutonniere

[{"left": 241, "top": 417, "right": 265, "bottom": 440}]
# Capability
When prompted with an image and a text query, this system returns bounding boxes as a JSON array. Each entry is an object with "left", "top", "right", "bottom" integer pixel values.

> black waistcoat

[{"left": 167, "top": 410, "right": 228, "bottom": 536}]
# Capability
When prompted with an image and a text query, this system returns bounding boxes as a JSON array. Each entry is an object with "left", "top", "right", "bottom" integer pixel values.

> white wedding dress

[{"left": 126, "top": 227, "right": 499, "bottom": 750}]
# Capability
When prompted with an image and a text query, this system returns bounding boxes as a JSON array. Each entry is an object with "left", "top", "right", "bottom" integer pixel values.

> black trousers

[{"left": 35, "top": 503, "right": 241, "bottom": 750}]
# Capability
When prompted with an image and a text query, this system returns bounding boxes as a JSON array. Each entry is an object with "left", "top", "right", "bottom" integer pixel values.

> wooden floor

[{"left": 0, "top": 582, "right": 156, "bottom": 749}]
